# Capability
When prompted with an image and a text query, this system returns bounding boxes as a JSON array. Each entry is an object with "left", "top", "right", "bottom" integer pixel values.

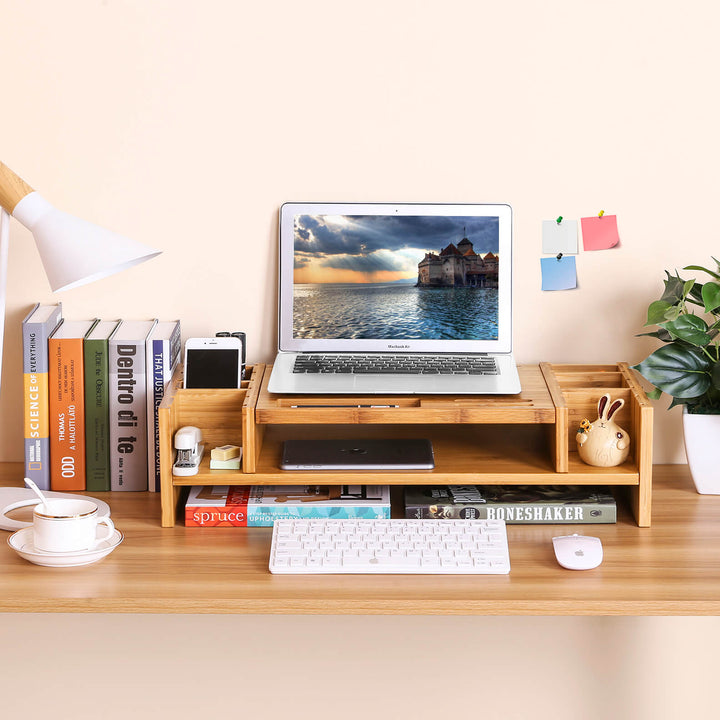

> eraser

[
  {"left": 211, "top": 444, "right": 241, "bottom": 461},
  {"left": 209, "top": 457, "right": 241, "bottom": 470}
]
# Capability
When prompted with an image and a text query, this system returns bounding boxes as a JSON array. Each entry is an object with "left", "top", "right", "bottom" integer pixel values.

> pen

[{"left": 290, "top": 404, "right": 400, "bottom": 409}]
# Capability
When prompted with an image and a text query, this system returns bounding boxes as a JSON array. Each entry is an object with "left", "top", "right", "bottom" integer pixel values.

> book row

[
  {"left": 22, "top": 302, "right": 181, "bottom": 492},
  {"left": 184, "top": 484, "right": 617, "bottom": 527}
]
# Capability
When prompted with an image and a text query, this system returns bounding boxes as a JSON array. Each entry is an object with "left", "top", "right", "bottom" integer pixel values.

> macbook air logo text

[{"left": 387, "top": 344, "right": 410, "bottom": 349}]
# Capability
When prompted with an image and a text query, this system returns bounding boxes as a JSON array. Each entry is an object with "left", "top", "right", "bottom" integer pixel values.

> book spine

[
  {"left": 22, "top": 306, "right": 61, "bottom": 490},
  {"left": 146, "top": 323, "right": 180, "bottom": 492},
  {"left": 48, "top": 337, "right": 86, "bottom": 491},
  {"left": 404, "top": 503, "right": 616, "bottom": 524},
  {"left": 185, "top": 505, "right": 392, "bottom": 526},
  {"left": 146, "top": 338, "right": 164, "bottom": 492},
  {"left": 247, "top": 506, "right": 392, "bottom": 526},
  {"left": 185, "top": 504, "right": 249, "bottom": 527},
  {"left": 109, "top": 339, "right": 149, "bottom": 491},
  {"left": 84, "top": 337, "right": 110, "bottom": 492}
]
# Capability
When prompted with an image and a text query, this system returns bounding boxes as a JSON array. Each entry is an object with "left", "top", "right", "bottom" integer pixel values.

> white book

[{"left": 108, "top": 319, "right": 157, "bottom": 491}]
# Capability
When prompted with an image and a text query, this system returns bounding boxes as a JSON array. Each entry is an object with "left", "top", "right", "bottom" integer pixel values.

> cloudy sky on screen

[{"left": 293, "top": 214, "right": 499, "bottom": 283}]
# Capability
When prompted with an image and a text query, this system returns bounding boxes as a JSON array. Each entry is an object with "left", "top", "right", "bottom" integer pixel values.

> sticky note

[
  {"left": 542, "top": 220, "right": 578, "bottom": 254},
  {"left": 541, "top": 255, "right": 577, "bottom": 290},
  {"left": 581, "top": 214, "right": 620, "bottom": 251}
]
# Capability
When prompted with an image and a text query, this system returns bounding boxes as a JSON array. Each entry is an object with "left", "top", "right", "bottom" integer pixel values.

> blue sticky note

[{"left": 541, "top": 256, "right": 577, "bottom": 291}]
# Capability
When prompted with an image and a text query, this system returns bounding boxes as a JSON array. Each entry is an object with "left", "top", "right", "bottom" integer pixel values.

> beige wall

[{"left": 2, "top": 0, "right": 718, "bottom": 463}]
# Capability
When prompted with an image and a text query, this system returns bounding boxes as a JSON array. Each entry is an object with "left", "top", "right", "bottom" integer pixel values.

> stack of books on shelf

[
  {"left": 184, "top": 485, "right": 391, "bottom": 527},
  {"left": 22, "top": 302, "right": 181, "bottom": 492},
  {"left": 403, "top": 485, "right": 617, "bottom": 524},
  {"left": 184, "top": 484, "right": 615, "bottom": 527}
]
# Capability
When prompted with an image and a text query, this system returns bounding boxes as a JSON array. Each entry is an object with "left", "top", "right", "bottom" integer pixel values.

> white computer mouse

[{"left": 552, "top": 534, "right": 603, "bottom": 570}]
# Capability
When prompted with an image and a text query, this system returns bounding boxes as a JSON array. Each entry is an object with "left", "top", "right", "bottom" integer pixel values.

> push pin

[
  {"left": 556, "top": 216, "right": 563, "bottom": 224},
  {"left": 556, "top": 253, "right": 563, "bottom": 260},
  {"left": 598, "top": 210, "right": 605, "bottom": 218}
]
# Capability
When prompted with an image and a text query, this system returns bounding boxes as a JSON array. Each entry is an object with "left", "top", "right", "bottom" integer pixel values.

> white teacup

[{"left": 33, "top": 499, "right": 115, "bottom": 553}]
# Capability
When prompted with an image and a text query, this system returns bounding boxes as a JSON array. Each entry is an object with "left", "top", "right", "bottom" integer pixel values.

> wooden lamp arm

[{"left": 0, "top": 161, "right": 35, "bottom": 215}]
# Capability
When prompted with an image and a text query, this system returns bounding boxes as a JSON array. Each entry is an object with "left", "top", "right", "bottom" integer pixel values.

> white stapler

[{"left": 173, "top": 426, "right": 205, "bottom": 476}]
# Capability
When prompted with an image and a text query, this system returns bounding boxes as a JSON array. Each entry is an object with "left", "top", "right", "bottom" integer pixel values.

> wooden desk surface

[{"left": 1, "top": 462, "right": 718, "bottom": 615}]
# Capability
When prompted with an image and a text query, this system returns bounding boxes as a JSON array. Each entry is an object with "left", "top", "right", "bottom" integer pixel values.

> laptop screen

[{"left": 278, "top": 203, "right": 513, "bottom": 354}]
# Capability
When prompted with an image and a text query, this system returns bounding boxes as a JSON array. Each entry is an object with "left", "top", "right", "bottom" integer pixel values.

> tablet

[{"left": 280, "top": 438, "right": 435, "bottom": 471}]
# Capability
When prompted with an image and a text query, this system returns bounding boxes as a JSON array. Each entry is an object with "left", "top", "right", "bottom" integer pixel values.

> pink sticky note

[{"left": 581, "top": 214, "right": 620, "bottom": 251}]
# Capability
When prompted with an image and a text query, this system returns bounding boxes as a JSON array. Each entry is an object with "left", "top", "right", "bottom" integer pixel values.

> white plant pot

[{"left": 683, "top": 407, "right": 720, "bottom": 494}]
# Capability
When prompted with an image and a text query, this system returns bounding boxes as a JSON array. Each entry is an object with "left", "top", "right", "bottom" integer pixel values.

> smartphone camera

[
  {"left": 216, "top": 331, "right": 246, "bottom": 380},
  {"left": 183, "top": 336, "right": 244, "bottom": 389}
]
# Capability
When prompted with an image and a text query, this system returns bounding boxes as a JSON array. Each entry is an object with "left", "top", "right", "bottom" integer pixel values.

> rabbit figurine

[{"left": 576, "top": 394, "right": 631, "bottom": 467}]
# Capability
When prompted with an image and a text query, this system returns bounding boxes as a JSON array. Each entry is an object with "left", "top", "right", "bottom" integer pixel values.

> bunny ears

[{"left": 597, "top": 393, "right": 624, "bottom": 421}]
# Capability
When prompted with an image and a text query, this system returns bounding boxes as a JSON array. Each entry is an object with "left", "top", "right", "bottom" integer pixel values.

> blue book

[{"left": 145, "top": 320, "right": 181, "bottom": 492}]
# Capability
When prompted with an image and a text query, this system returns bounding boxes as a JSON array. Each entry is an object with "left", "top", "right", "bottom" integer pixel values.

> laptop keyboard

[{"left": 292, "top": 354, "right": 499, "bottom": 375}]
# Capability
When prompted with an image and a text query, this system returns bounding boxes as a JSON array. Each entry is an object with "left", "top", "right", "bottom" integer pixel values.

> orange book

[{"left": 48, "top": 319, "right": 97, "bottom": 491}]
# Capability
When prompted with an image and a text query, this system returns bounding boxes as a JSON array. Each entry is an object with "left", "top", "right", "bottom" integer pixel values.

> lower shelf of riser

[{"left": 171, "top": 423, "right": 641, "bottom": 486}]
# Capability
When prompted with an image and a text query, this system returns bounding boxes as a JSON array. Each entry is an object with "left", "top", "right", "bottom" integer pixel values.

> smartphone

[
  {"left": 215, "top": 331, "right": 246, "bottom": 380},
  {"left": 183, "top": 337, "right": 244, "bottom": 389}
]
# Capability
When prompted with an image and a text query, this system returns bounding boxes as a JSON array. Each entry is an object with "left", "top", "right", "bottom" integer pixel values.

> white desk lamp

[{"left": 0, "top": 160, "right": 161, "bottom": 395}]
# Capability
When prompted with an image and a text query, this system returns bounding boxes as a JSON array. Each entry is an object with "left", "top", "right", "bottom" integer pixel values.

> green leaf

[
  {"left": 685, "top": 264, "right": 720, "bottom": 280},
  {"left": 687, "top": 282, "right": 706, "bottom": 308},
  {"left": 668, "top": 396, "right": 689, "bottom": 410},
  {"left": 662, "top": 315, "right": 711, "bottom": 346},
  {"left": 632, "top": 344, "right": 711, "bottom": 399},
  {"left": 712, "top": 363, "right": 720, "bottom": 391},
  {"left": 663, "top": 305, "right": 682, "bottom": 322},
  {"left": 645, "top": 300, "right": 672, "bottom": 325},
  {"left": 702, "top": 282, "right": 720, "bottom": 313},
  {"left": 683, "top": 279, "right": 696, "bottom": 298},
  {"left": 636, "top": 328, "right": 674, "bottom": 342},
  {"left": 661, "top": 271, "right": 687, "bottom": 304},
  {"left": 646, "top": 386, "right": 663, "bottom": 400}
]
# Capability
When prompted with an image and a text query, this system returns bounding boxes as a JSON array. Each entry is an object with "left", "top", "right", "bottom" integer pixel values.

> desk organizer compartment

[
  {"left": 157, "top": 364, "right": 265, "bottom": 527},
  {"left": 540, "top": 363, "right": 653, "bottom": 526}
]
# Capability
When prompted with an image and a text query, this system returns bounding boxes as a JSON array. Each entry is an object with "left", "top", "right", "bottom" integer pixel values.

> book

[
  {"left": 108, "top": 319, "right": 157, "bottom": 491},
  {"left": 404, "top": 485, "right": 617, "bottom": 524},
  {"left": 145, "top": 320, "right": 181, "bottom": 492},
  {"left": 21, "top": 303, "right": 63, "bottom": 491},
  {"left": 83, "top": 320, "right": 119, "bottom": 492},
  {"left": 185, "top": 485, "right": 391, "bottom": 527},
  {"left": 48, "top": 318, "right": 98, "bottom": 491}
]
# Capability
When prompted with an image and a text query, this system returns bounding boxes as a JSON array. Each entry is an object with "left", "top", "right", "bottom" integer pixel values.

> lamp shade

[{"left": 12, "top": 192, "right": 161, "bottom": 292}]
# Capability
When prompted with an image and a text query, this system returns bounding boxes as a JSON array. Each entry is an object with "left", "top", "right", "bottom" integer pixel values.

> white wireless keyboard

[{"left": 268, "top": 518, "right": 510, "bottom": 574}]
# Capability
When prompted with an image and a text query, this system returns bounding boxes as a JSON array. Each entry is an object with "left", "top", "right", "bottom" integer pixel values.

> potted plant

[{"left": 633, "top": 259, "right": 720, "bottom": 493}]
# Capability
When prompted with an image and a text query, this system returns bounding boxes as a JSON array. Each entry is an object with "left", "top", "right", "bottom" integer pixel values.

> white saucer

[
  {"left": 8, "top": 527, "right": 124, "bottom": 567},
  {"left": 0, "top": 487, "right": 112, "bottom": 532}
]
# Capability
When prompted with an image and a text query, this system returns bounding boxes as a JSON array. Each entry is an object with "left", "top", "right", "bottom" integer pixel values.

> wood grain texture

[
  {"left": 0, "top": 161, "right": 34, "bottom": 214},
  {"left": 158, "top": 363, "right": 653, "bottom": 526},
  {"left": 256, "top": 365, "right": 556, "bottom": 425},
  {"left": 158, "top": 364, "right": 264, "bottom": 526},
  {"left": 0, "top": 463, "right": 715, "bottom": 615}
]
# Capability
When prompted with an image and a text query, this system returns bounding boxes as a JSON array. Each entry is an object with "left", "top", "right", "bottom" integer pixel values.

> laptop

[{"left": 267, "top": 202, "right": 521, "bottom": 395}]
